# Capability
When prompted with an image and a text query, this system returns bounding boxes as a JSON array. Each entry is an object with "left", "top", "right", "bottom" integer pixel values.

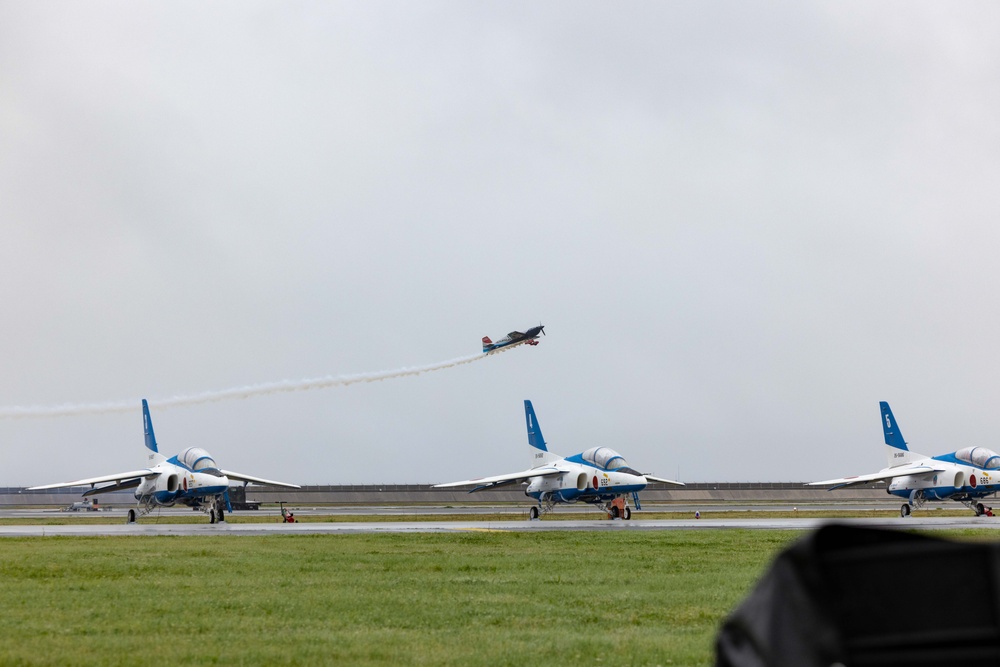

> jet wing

[
  {"left": 434, "top": 466, "right": 563, "bottom": 492},
  {"left": 28, "top": 469, "right": 158, "bottom": 491},
  {"left": 807, "top": 464, "right": 945, "bottom": 490},
  {"left": 221, "top": 470, "right": 301, "bottom": 489},
  {"left": 83, "top": 479, "right": 141, "bottom": 497},
  {"left": 644, "top": 474, "right": 685, "bottom": 486}
]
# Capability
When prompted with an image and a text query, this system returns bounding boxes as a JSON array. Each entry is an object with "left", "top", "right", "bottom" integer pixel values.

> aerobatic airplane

[
  {"left": 482, "top": 324, "right": 545, "bottom": 353},
  {"left": 29, "top": 399, "right": 300, "bottom": 524},
  {"left": 809, "top": 401, "right": 1000, "bottom": 517},
  {"left": 435, "top": 400, "right": 683, "bottom": 519}
]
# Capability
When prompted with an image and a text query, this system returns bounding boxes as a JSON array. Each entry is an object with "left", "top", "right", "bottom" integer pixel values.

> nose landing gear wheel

[
  {"left": 623, "top": 507, "right": 632, "bottom": 520},
  {"left": 209, "top": 511, "right": 217, "bottom": 524},
  {"left": 900, "top": 504, "right": 911, "bottom": 518},
  {"left": 217, "top": 507, "right": 225, "bottom": 523},
  {"left": 977, "top": 503, "right": 986, "bottom": 516},
  {"left": 610, "top": 505, "right": 621, "bottom": 520},
  {"left": 528, "top": 506, "right": 540, "bottom": 521},
  {"left": 127, "top": 509, "right": 137, "bottom": 524}
]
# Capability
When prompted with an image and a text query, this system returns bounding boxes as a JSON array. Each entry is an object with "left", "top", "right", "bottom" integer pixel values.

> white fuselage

[
  {"left": 136, "top": 461, "right": 229, "bottom": 508},
  {"left": 525, "top": 462, "right": 647, "bottom": 504},
  {"left": 888, "top": 460, "right": 1000, "bottom": 503}
]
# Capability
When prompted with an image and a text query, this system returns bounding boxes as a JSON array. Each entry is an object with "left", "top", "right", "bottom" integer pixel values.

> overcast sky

[{"left": 2, "top": 2, "right": 1000, "bottom": 487}]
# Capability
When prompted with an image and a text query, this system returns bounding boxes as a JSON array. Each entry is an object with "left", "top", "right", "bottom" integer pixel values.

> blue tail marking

[
  {"left": 880, "top": 401, "right": 907, "bottom": 451},
  {"left": 524, "top": 400, "right": 547, "bottom": 452},
  {"left": 142, "top": 399, "right": 159, "bottom": 453}
]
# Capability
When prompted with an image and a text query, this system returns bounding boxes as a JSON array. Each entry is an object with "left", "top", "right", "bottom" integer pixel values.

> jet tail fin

[
  {"left": 525, "top": 400, "right": 560, "bottom": 466},
  {"left": 142, "top": 399, "right": 167, "bottom": 464},
  {"left": 881, "top": 401, "right": 919, "bottom": 467}
]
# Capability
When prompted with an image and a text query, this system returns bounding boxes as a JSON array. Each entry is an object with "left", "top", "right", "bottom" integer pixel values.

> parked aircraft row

[{"left": 26, "top": 325, "right": 999, "bottom": 522}]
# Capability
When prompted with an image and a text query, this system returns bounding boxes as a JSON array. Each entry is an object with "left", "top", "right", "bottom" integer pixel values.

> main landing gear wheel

[
  {"left": 900, "top": 504, "right": 911, "bottom": 518},
  {"left": 623, "top": 507, "right": 632, "bottom": 520},
  {"left": 528, "top": 506, "right": 540, "bottom": 521},
  {"left": 209, "top": 511, "right": 217, "bottom": 524},
  {"left": 127, "top": 509, "right": 137, "bottom": 524}
]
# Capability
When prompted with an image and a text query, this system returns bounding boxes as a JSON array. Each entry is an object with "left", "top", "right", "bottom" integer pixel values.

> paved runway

[{"left": 2, "top": 515, "right": 1000, "bottom": 537}]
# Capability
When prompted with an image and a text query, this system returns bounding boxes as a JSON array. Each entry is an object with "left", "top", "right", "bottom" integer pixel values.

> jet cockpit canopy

[
  {"left": 582, "top": 447, "right": 629, "bottom": 471},
  {"left": 955, "top": 446, "right": 1000, "bottom": 470},
  {"left": 178, "top": 447, "right": 221, "bottom": 474}
]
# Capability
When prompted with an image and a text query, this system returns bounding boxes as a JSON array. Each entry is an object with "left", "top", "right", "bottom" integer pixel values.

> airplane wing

[
  {"left": 221, "top": 470, "right": 301, "bottom": 489},
  {"left": 434, "top": 466, "right": 563, "bottom": 492},
  {"left": 807, "top": 464, "right": 944, "bottom": 490},
  {"left": 28, "top": 469, "right": 158, "bottom": 491},
  {"left": 644, "top": 474, "right": 685, "bottom": 486}
]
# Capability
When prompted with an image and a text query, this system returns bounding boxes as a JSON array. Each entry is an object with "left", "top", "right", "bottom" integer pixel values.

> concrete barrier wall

[{"left": 0, "top": 483, "right": 897, "bottom": 507}]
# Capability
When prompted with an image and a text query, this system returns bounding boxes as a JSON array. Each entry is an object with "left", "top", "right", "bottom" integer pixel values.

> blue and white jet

[
  {"left": 435, "top": 400, "right": 683, "bottom": 519},
  {"left": 810, "top": 401, "right": 1000, "bottom": 517},
  {"left": 29, "top": 399, "right": 300, "bottom": 524}
]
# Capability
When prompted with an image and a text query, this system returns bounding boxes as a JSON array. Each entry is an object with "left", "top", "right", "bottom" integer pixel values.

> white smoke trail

[{"left": 0, "top": 348, "right": 512, "bottom": 420}]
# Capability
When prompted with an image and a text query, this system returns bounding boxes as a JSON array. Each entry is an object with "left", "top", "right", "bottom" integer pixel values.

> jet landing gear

[
  {"left": 900, "top": 504, "right": 911, "bottom": 518},
  {"left": 606, "top": 498, "right": 632, "bottom": 521},
  {"left": 125, "top": 500, "right": 156, "bottom": 524},
  {"left": 975, "top": 502, "right": 993, "bottom": 517},
  {"left": 528, "top": 496, "right": 556, "bottom": 520},
  {"left": 957, "top": 499, "right": 994, "bottom": 517},
  {"left": 207, "top": 497, "right": 226, "bottom": 524}
]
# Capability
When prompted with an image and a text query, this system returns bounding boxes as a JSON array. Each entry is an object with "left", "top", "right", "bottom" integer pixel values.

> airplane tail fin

[
  {"left": 142, "top": 399, "right": 167, "bottom": 464},
  {"left": 482, "top": 336, "right": 493, "bottom": 353},
  {"left": 525, "top": 400, "right": 560, "bottom": 466},
  {"left": 881, "top": 401, "right": 918, "bottom": 467}
]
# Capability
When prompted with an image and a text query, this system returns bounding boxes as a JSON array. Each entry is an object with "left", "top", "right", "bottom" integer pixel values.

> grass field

[{"left": 0, "top": 530, "right": 803, "bottom": 666}]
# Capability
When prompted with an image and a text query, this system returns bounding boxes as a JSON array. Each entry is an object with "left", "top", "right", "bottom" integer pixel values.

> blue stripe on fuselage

[
  {"left": 890, "top": 485, "right": 1000, "bottom": 502},
  {"left": 147, "top": 486, "right": 228, "bottom": 505},
  {"left": 527, "top": 484, "right": 646, "bottom": 503}
]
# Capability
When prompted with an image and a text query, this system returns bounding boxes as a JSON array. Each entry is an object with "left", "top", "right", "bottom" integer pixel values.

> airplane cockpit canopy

[
  {"left": 178, "top": 447, "right": 221, "bottom": 474},
  {"left": 955, "top": 446, "right": 1000, "bottom": 470},
  {"left": 582, "top": 447, "right": 629, "bottom": 471}
]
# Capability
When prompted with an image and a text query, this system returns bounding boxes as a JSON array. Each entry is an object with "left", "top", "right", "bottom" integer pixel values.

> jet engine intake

[
  {"left": 575, "top": 473, "right": 587, "bottom": 491},
  {"left": 166, "top": 474, "right": 179, "bottom": 493}
]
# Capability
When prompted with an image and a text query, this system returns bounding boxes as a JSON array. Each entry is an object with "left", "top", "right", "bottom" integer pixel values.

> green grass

[{"left": 0, "top": 531, "right": 802, "bottom": 666}]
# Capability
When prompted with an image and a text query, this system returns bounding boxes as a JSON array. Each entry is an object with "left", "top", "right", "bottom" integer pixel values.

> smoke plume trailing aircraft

[
  {"left": 810, "top": 401, "right": 1000, "bottom": 517},
  {"left": 482, "top": 325, "right": 545, "bottom": 353},
  {"left": 435, "top": 400, "right": 683, "bottom": 519},
  {"left": 29, "top": 399, "right": 300, "bottom": 524}
]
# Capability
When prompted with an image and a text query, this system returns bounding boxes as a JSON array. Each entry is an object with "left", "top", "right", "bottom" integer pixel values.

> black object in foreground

[{"left": 716, "top": 524, "right": 1000, "bottom": 667}]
